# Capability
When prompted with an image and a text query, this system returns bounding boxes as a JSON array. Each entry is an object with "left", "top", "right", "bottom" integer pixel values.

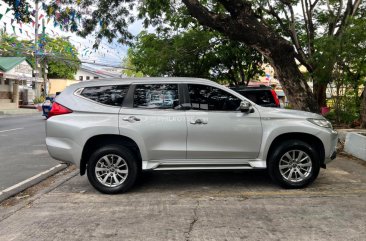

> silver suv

[{"left": 46, "top": 78, "right": 338, "bottom": 194}]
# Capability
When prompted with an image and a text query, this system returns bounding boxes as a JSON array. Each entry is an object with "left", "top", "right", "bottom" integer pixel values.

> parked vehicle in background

[
  {"left": 231, "top": 85, "right": 280, "bottom": 108},
  {"left": 46, "top": 78, "right": 338, "bottom": 194}
]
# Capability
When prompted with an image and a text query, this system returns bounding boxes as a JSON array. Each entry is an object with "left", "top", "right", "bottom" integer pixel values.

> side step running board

[{"left": 153, "top": 163, "right": 253, "bottom": 170}]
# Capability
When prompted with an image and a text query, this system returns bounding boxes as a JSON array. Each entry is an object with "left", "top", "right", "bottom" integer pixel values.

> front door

[{"left": 185, "top": 84, "right": 262, "bottom": 159}]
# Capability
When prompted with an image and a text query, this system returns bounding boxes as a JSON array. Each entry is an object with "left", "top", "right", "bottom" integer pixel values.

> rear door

[{"left": 119, "top": 83, "right": 187, "bottom": 161}]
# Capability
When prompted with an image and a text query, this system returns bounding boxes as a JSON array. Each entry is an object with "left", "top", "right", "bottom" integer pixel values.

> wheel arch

[
  {"left": 80, "top": 134, "right": 142, "bottom": 175},
  {"left": 266, "top": 132, "right": 325, "bottom": 167}
]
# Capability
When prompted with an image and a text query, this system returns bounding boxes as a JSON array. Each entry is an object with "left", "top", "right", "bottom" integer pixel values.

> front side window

[
  {"left": 188, "top": 84, "right": 241, "bottom": 111},
  {"left": 134, "top": 84, "right": 179, "bottom": 109},
  {"left": 80, "top": 85, "right": 129, "bottom": 106}
]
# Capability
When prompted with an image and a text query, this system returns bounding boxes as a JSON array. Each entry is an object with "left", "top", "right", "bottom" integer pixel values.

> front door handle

[
  {"left": 122, "top": 116, "right": 141, "bottom": 122},
  {"left": 190, "top": 119, "right": 207, "bottom": 125}
]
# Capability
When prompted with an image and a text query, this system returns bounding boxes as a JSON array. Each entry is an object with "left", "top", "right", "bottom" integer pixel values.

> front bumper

[{"left": 324, "top": 130, "right": 338, "bottom": 164}]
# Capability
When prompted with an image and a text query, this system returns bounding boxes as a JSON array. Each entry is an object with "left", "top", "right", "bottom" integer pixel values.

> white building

[
  {"left": 0, "top": 57, "right": 38, "bottom": 108},
  {"left": 74, "top": 65, "right": 124, "bottom": 81}
]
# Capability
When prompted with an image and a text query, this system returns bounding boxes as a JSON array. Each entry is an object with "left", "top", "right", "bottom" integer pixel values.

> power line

[{"left": 0, "top": 48, "right": 134, "bottom": 70}]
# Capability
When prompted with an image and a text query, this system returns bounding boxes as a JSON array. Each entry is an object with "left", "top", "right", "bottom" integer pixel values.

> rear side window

[
  {"left": 134, "top": 84, "right": 179, "bottom": 109},
  {"left": 80, "top": 85, "right": 129, "bottom": 106}
]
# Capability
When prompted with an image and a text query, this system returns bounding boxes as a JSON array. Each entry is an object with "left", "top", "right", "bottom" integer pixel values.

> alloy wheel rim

[
  {"left": 279, "top": 150, "right": 312, "bottom": 183},
  {"left": 95, "top": 154, "right": 128, "bottom": 187}
]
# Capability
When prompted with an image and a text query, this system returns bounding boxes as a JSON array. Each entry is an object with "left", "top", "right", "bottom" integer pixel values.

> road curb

[
  {"left": 0, "top": 109, "right": 39, "bottom": 115},
  {"left": 0, "top": 164, "right": 67, "bottom": 203}
]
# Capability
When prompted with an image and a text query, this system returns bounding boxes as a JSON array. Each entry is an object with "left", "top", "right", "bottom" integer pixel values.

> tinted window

[
  {"left": 188, "top": 84, "right": 241, "bottom": 111},
  {"left": 80, "top": 85, "right": 129, "bottom": 106},
  {"left": 134, "top": 84, "right": 179, "bottom": 109}
]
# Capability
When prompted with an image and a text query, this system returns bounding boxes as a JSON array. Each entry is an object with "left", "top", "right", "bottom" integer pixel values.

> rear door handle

[
  {"left": 190, "top": 119, "right": 207, "bottom": 125},
  {"left": 122, "top": 116, "right": 140, "bottom": 122}
]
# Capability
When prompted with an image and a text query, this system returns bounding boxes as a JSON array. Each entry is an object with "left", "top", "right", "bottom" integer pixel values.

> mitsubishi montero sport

[{"left": 46, "top": 78, "right": 338, "bottom": 194}]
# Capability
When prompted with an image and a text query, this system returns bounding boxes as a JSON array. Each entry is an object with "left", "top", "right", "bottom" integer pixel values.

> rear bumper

[{"left": 46, "top": 137, "right": 81, "bottom": 167}]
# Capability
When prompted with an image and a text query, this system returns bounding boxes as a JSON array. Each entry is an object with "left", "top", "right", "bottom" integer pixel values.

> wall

[
  {"left": 0, "top": 78, "right": 11, "bottom": 98},
  {"left": 74, "top": 69, "right": 100, "bottom": 81},
  {"left": 49, "top": 79, "right": 80, "bottom": 95},
  {"left": 5, "top": 61, "right": 33, "bottom": 78}
]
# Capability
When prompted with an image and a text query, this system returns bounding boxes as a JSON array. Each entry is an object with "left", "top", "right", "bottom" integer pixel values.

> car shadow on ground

[
  {"left": 59, "top": 169, "right": 277, "bottom": 195},
  {"left": 131, "top": 169, "right": 275, "bottom": 192}
]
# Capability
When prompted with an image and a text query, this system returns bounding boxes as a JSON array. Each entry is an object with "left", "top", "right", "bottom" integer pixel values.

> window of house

[
  {"left": 79, "top": 76, "right": 83, "bottom": 81},
  {"left": 4, "top": 79, "right": 10, "bottom": 85},
  {"left": 86, "top": 76, "right": 90, "bottom": 80},
  {"left": 94, "top": 76, "right": 99, "bottom": 79},
  {"left": 188, "top": 84, "right": 241, "bottom": 111},
  {"left": 80, "top": 85, "right": 130, "bottom": 106},
  {"left": 133, "top": 84, "right": 179, "bottom": 109}
]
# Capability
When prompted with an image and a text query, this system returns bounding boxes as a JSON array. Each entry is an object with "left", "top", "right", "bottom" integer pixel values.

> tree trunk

[
  {"left": 228, "top": 69, "right": 238, "bottom": 86},
  {"left": 238, "top": 66, "right": 246, "bottom": 86},
  {"left": 361, "top": 85, "right": 366, "bottom": 128},
  {"left": 313, "top": 82, "right": 327, "bottom": 108},
  {"left": 266, "top": 47, "right": 317, "bottom": 112},
  {"left": 182, "top": 0, "right": 319, "bottom": 112}
]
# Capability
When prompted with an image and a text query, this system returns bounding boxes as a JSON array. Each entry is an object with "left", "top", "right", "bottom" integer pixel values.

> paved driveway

[{"left": 0, "top": 156, "right": 365, "bottom": 241}]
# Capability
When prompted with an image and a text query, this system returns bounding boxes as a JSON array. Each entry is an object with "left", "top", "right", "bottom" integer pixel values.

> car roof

[{"left": 69, "top": 77, "right": 215, "bottom": 88}]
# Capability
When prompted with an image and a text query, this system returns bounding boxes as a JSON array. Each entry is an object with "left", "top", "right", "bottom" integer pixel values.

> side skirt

[{"left": 142, "top": 159, "right": 267, "bottom": 171}]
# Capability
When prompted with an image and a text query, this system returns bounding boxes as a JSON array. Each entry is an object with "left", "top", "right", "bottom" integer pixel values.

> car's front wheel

[
  {"left": 268, "top": 140, "right": 320, "bottom": 188},
  {"left": 87, "top": 145, "right": 138, "bottom": 194}
]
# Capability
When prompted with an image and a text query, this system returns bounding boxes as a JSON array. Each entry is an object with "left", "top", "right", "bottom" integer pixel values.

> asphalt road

[
  {"left": 0, "top": 156, "right": 365, "bottom": 240},
  {"left": 0, "top": 114, "right": 59, "bottom": 191}
]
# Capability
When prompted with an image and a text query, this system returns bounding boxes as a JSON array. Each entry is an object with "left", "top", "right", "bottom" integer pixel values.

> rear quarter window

[{"left": 80, "top": 85, "right": 129, "bottom": 106}]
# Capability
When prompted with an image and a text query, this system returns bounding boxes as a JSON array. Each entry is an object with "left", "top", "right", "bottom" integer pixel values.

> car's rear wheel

[
  {"left": 87, "top": 145, "right": 138, "bottom": 194},
  {"left": 268, "top": 140, "right": 320, "bottom": 188}
]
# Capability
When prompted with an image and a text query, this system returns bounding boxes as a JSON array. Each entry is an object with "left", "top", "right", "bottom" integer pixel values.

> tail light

[
  {"left": 48, "top": 102, "right": 72, "bottom": 118},
  {"left": 270, "top": 90, "right": 281, "bottom": 107}
]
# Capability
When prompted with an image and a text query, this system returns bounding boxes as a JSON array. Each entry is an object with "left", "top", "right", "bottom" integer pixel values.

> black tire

[
  {"left": 87, "top": 145, "right": 139, "bottom": 194},
  {"left": 268, "top": 139, "right": 320, "bottom": 189}
]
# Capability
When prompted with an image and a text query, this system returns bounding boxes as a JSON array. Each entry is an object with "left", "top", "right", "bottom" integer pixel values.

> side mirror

[{"left": 240, "top": 100, "right": 252, "bottom": 113}]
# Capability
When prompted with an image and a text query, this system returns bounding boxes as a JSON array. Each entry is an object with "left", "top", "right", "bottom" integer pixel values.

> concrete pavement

[
  {"left": 0, "top": 156, "right": 365, "bottom": 241},
  {"left": 0, "top": 114, "right": 60, "bottom": 191}
]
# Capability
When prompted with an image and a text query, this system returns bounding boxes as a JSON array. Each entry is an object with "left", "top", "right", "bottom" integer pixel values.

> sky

[{"left": 0, "top": 0, "right": 148, "bottom": 70}]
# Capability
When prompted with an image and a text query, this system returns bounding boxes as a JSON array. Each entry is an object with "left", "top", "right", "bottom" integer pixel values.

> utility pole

[
  {"left": 41, "top": 18, "right": 48, "bottom": 96},
  {"left": 34, "top": 0, "right": 41, "bottom": 97}
]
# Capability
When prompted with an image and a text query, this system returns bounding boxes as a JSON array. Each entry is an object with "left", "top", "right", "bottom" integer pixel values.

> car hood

[{"left": 256, "top": 106, "right": 324, "bottom": 120}]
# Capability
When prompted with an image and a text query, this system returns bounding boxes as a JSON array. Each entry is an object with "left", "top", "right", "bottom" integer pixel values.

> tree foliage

[
  {"left": 0, "top": 32, "right": 80, "bottom": 79},
  {"left": 125, "top": 29, "right": 264, "bottom": 85},
  {"left": 4, "top": 0, "right": 366, "bottom": 113},
  {"left": 45, "top": 37, "right": 80, "bottom": 79},
  {"left": 316, "top": 18, "right": 366, "bottom": 125}
]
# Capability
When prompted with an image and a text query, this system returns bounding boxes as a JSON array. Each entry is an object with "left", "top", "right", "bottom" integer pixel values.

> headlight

[{"left": 307, "top": 118, "right": 333, "bottom": 129}]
